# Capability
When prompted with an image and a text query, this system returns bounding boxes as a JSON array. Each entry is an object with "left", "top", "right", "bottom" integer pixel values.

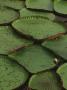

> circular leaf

[
  {"left": 0, "top": 26, "right": 32, "bottom": 54},
  {"left": 29, "top": 71, "right": 62, "bottom": 90},
  {"left": 0, "top": 55, "right": 29, "bottom": 90},
  {"left": 9, "top": 45, "right": 56, "bottom": 73},
  {"left": 0, "top": 0, "right": 25, "bottom": 10},
  {"left": 57, "top": 63, "right": 67, "bottom": 89},
  {"left": 12, "top": 17, "right": 66, "bottom": 40},
  {"left": 0, "top": 6, "right": 18, "bottom": 24},
  {"left": 26, "top": 0, "right": 53, "bottom": 11},
  {"left": 54, "top": 0, "right": 67, "bottom": 15},
  {"left": 42, "top": 35, "right": 67, "bottom": 60},
  {"left": 20, "top": 8, "right": 55, "bottom": 21}
]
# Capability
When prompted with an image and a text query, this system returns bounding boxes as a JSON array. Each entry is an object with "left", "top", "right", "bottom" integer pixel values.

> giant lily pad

[
  {"left": 9, "top": 45, "right": 57, "bottom": 73},
  {"left": 0, "top": 26, "right": 32, "bottom": 54},
  {"left": 57, "top": 63, "right": 67, "bottom": 89},
  {"left": 29, "top": 71, "right": 62, "bottom": 90},
  {"left": 42, "top": 35, "right": 67, "bottom": 60},
  {"left": 54, "top": 0, "right": 67, "bottom": 15},
  {"left": 12, "top": 17, "right": 66, "bottom": 40},
  {"left": 20, "top": 8, "right": 55, "bottom": 21},
  {"left": 0, "top": 0, "right": 25, "bottom": 10},
  {"left": 0, "top": 55, "right": 29, "bottom": 90},
  {"left": 0, "top": 6, "right": 18, "bottom": 24},
  {"left": 26, "top": 0, "right": 53, "bottom": 11}
]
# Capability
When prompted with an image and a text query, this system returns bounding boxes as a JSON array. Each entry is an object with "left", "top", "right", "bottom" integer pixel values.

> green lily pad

[
  {"left": 26, "top": 0, "right": 53, "bottom": 11},
  {"left": 0, "top": 55, "right": 29, "bottom": 90},
  {"left": 0, "top": 26, "right": 32, "bottom": 54},
  {"left": 57, "top": 63, "right": 67, "bottom": 89},
  {"left": 54, "top": 0, "right": 67, "bottom": 15},
  {"left": 29, "top": 71, "right": 62, "bottom": 90},
  {"left": 12, "top": 17, "right": 66, "bottom": 40},
  {"left": 42, "top": 35, "right": 67, "bottom": 60},
  {"left": 20, "top": 8, "right": 55, "bottom": 21},
  {"left": 0, "top": 0, "right": 25, "bottom": 10},
  {"left": 9, "top": 45, "right": 56, "bottom": 73},
  {"left": 0, "top": 6, "right": 18, "bottom": 24}
]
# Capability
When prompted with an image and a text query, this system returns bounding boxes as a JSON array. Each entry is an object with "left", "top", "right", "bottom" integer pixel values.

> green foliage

[
  {"left": 54, "top": 0, "right": 67, "bottom": 14},
  {"left": 20, "top": 8, "right": 55, "bottom": 20},
  {"left": 57, "top": 63, "right": 67, "bottom": 89},
  {"left": 0, "top": 0, "right": 67, "bottom": 90},
  {"left": 29, "top": 71, "right": 62, "bottom": 90},
  {"left": 0, "top": 26, "right": 32, "bottom": 54},
  {"left": 0, "top": 7, "right": 18, "bottom": 24},
  {"left": 42, "top": 35, "right": 67, "bottom": 60},
  {"left": 0, "top": 55, "right": 29, "bottom": 90},
  {"left": 0, "top": 0, "right": 25, "bottom": 10},
  {"left": 26, "top": 0, "right": 53, "bottom": 11},
  {"left": 12, "top": 17, "right": 66, "bottom": 40},
  {"left": 9, "top": 45, "right": 56, "bottom": 73}
]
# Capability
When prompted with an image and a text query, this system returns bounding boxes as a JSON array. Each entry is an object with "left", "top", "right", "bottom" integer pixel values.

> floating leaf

[
  {"left": 0, "top": 26, "right": 32, "bottom": 54},
  {"left": 57, "top": 63, "right": 67, "bottom": 89},
  {"left": 29, "top": 71, "right": 62, "bottom": 90},
  {"left": 42, "top": 35, "right": 67, "bottom": 60},
  {"left": 0, "top": 0, "right": 67, "bottom": 89},
  {"left": 26, "top": 0, "right": 53, "bottom": 11},
  {"left": 20, "top": 8, "right": 55, "bottom": 21},
  {"left": 9, "top": 45, "right": 56, "bottom": 73},
  {"left": 0, "top": 6, "right": 18, "bottom": 24},
  {"left": 0, "top": 0, "right": 25, "bottom": 10},
  {"left": 0, "top": 55, "right": 29, "bottom": 90},
  {"left": 54, "top": 0, "right": 67, "bottom": 15},
  {"left": 12, "top": 17, "right": 66, "bottom": 40}
]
